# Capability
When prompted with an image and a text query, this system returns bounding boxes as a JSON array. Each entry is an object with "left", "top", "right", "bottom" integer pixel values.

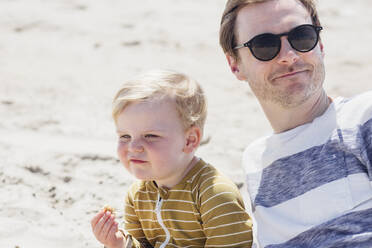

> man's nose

[{"left": 276, "top": 37, "right": 300, "bottom": 64}]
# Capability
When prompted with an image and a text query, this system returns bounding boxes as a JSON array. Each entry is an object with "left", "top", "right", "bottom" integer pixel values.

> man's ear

[
  {"left": 319, "top": 40, "right": 325, "bottom": 58},
  {"left": 225, "top": 53, "right": 246, "bottom": 81},
  {"left": 183, "top": 126, "right": 201, "bottom": 154}
]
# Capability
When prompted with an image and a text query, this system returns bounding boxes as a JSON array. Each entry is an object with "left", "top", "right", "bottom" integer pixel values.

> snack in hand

[{"left": 103, "top": 205, "right": 115, "bottom": 214}]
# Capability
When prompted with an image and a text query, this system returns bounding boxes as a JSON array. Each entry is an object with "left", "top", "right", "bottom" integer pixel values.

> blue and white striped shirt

[{"left": 243, "top": 91, "right": 372, "bottom": 248}]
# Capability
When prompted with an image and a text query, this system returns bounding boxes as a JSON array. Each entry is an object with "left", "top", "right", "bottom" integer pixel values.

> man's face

[{"left": 227, "top": 0, "right": 325, "bottom": 108}]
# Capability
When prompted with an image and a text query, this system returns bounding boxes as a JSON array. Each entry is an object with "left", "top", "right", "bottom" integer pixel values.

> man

[{"left": 219, "top": 0, "right": 372, "bottom": 247}]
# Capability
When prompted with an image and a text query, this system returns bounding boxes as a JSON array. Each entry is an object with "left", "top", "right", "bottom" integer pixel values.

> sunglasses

[{"left": 234, "top": 24, "right": 323, "bottom": 61}]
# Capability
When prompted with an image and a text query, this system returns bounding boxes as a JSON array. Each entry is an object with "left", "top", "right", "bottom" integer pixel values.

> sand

[{"left": 1, "top": 0, "right": 371, "bottom": 247}]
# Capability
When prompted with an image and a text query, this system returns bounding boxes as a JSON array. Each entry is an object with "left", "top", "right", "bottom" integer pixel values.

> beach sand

[{"left": 1, "top": 0, "right": 371, "bottom": 247}]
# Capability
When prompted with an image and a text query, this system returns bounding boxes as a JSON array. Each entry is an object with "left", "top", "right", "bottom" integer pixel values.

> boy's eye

[
  {"left": 144, "top": 134, "right": 159, "bottom": 139},
  {"left": 119, "top": 134, "right": 131, "bottom": 141}
]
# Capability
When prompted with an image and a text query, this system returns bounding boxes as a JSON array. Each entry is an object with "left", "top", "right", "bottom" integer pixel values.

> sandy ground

[{"left": 1, "top": 0, "right": 371, "bottom": 247}]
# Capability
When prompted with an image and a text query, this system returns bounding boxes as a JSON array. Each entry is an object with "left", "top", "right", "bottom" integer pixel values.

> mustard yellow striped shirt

[{"left": 124, "top": 159, "right": 253, "bottom": 247}]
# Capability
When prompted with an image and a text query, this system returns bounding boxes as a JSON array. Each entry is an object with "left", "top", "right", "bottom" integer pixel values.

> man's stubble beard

[{"left": 247, "top": 61, "right": 326, "bottom": 109}]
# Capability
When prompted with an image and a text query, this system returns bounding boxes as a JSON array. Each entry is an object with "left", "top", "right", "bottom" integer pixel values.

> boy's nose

[{"left": 128, "top": 139, "right": 144, "bottom": 153}]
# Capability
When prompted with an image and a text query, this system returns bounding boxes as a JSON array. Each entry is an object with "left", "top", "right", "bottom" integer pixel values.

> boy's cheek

[
  {"left": 117, "top": 142, "right": 127, "bottom": 154},
  {"left": 117, "top": 144, "right": 128, "bottom": 162}
]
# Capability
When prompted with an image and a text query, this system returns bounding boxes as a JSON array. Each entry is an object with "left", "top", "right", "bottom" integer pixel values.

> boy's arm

[
  {"left": 199, "top": 176, "right": 253, "bottom": 248},
  {"left": 124, "top": 190, "right": 153, "bottom": 248}
]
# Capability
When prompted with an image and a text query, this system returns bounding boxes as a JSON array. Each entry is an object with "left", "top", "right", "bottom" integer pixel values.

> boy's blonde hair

[{"left": 112, "top": 70, "right": 207, "bottom": 132}]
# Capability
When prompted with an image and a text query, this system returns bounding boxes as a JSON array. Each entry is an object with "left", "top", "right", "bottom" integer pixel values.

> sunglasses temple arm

[{"left": 234, "top": 44, "right": 245, "bottom": 50}]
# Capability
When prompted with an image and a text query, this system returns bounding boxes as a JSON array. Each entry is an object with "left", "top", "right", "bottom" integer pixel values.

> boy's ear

[{"left": 183, "top": 126, "right": 201, "bottom": 154}]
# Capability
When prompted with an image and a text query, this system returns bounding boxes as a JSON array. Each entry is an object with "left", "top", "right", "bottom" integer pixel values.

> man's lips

[{"left": 274, "top": 70, "right": 307, "bottom": 80}]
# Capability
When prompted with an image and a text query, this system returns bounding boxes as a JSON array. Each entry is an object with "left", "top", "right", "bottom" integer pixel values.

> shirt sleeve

[
  {"left": 363, "top": 118, "right": 372, "bottom": 180},
  {"left": 124, "top": 186, "right": 150, "bottom": 248},
  {"left": 198, "top": 175, "right": 253, "bottom": 247}
]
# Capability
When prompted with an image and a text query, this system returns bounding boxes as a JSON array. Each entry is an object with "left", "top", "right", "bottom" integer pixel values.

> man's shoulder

[
  {"left": 244, "top": 136, "right": 270, "bottom": 153},
  {"left": 242, "top": 135, "right": 271, "bottom": 173},
  {"left": 336, "top": 91, "right": 372, "bottom": 108},
  {"left": 334, "top": 91, "right": 372, "bottom": 126}
]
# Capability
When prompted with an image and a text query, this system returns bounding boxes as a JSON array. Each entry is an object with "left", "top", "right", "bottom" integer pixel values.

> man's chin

[{"left": 272, "top": 92, "right": 311, "bottom": 109}]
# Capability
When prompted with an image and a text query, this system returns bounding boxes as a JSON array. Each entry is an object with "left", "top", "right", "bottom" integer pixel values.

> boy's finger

[
  {"left": 102, "top": 215, "right": 115, "bottom": 238},
  {"left": 91, "top": 210, "right": 105, "bottom": 229},
  {"left": 104, "top": 217, "right": 117, "bottom": 241},
  {"left": 108, "top": 222, "right": 121, "bottom": 242},
  {"left": 94, "top": 211, "right": 112, "bottom": 235}
]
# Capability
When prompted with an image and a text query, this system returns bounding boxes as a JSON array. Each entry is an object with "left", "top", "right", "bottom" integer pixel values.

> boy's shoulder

[
  {"left": 191, "top": 159, "right": 245, "bottom": 210},
  {"left": 127, "top": 180, "right": 158, "bottom": 200},
  {"left": 190, "top": 159, "right": 240, "bottom": 192}
]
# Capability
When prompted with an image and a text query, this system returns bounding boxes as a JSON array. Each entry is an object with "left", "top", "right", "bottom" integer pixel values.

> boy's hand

[{"left": 91, "top": 210, "right": 125, "bottom": 248}]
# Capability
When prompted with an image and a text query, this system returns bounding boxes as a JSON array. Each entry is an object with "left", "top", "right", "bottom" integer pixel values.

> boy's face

[{"left": 115, "top": 97, "right": 196, "bottom": 188}]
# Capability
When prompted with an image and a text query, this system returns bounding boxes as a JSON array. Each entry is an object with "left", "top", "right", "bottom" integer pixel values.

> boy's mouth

[{"left": 129, "top": 159, "right": 147, "bottom": 164}]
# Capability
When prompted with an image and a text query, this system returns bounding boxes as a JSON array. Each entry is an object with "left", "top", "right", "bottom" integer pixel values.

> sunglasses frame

[{"left": 234, "top": 24, "right": 323, "bottom": 61}]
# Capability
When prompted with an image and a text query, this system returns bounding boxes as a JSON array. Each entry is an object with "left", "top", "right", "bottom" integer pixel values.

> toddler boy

[{"left": 91, "top": 70, "right": 253, "bottom": 248}]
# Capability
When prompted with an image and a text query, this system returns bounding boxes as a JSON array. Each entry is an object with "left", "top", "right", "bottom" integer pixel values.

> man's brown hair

[{"left": 219, "top": 0, "right": 321, "bottom": 60}]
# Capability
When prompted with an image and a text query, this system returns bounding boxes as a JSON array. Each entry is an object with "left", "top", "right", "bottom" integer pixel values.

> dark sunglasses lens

[
  {"left": 251, "top": 34, "right": 281, "bottom": 61},
  {"left": 289, "top": 25, "right": 318, "bottom": 52}
]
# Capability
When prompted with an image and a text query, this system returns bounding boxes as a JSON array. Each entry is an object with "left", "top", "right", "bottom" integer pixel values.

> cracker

[{"left": 103, "top": 205, "right": 115, "bottom": 214}]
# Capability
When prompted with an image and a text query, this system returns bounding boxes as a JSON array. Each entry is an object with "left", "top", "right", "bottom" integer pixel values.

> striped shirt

[
  {"left": 124, "top": 159, "right": 253, "bottom": 247},
  {"left": 243, "top": 91, "right": 372, "bottom": 247}
]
